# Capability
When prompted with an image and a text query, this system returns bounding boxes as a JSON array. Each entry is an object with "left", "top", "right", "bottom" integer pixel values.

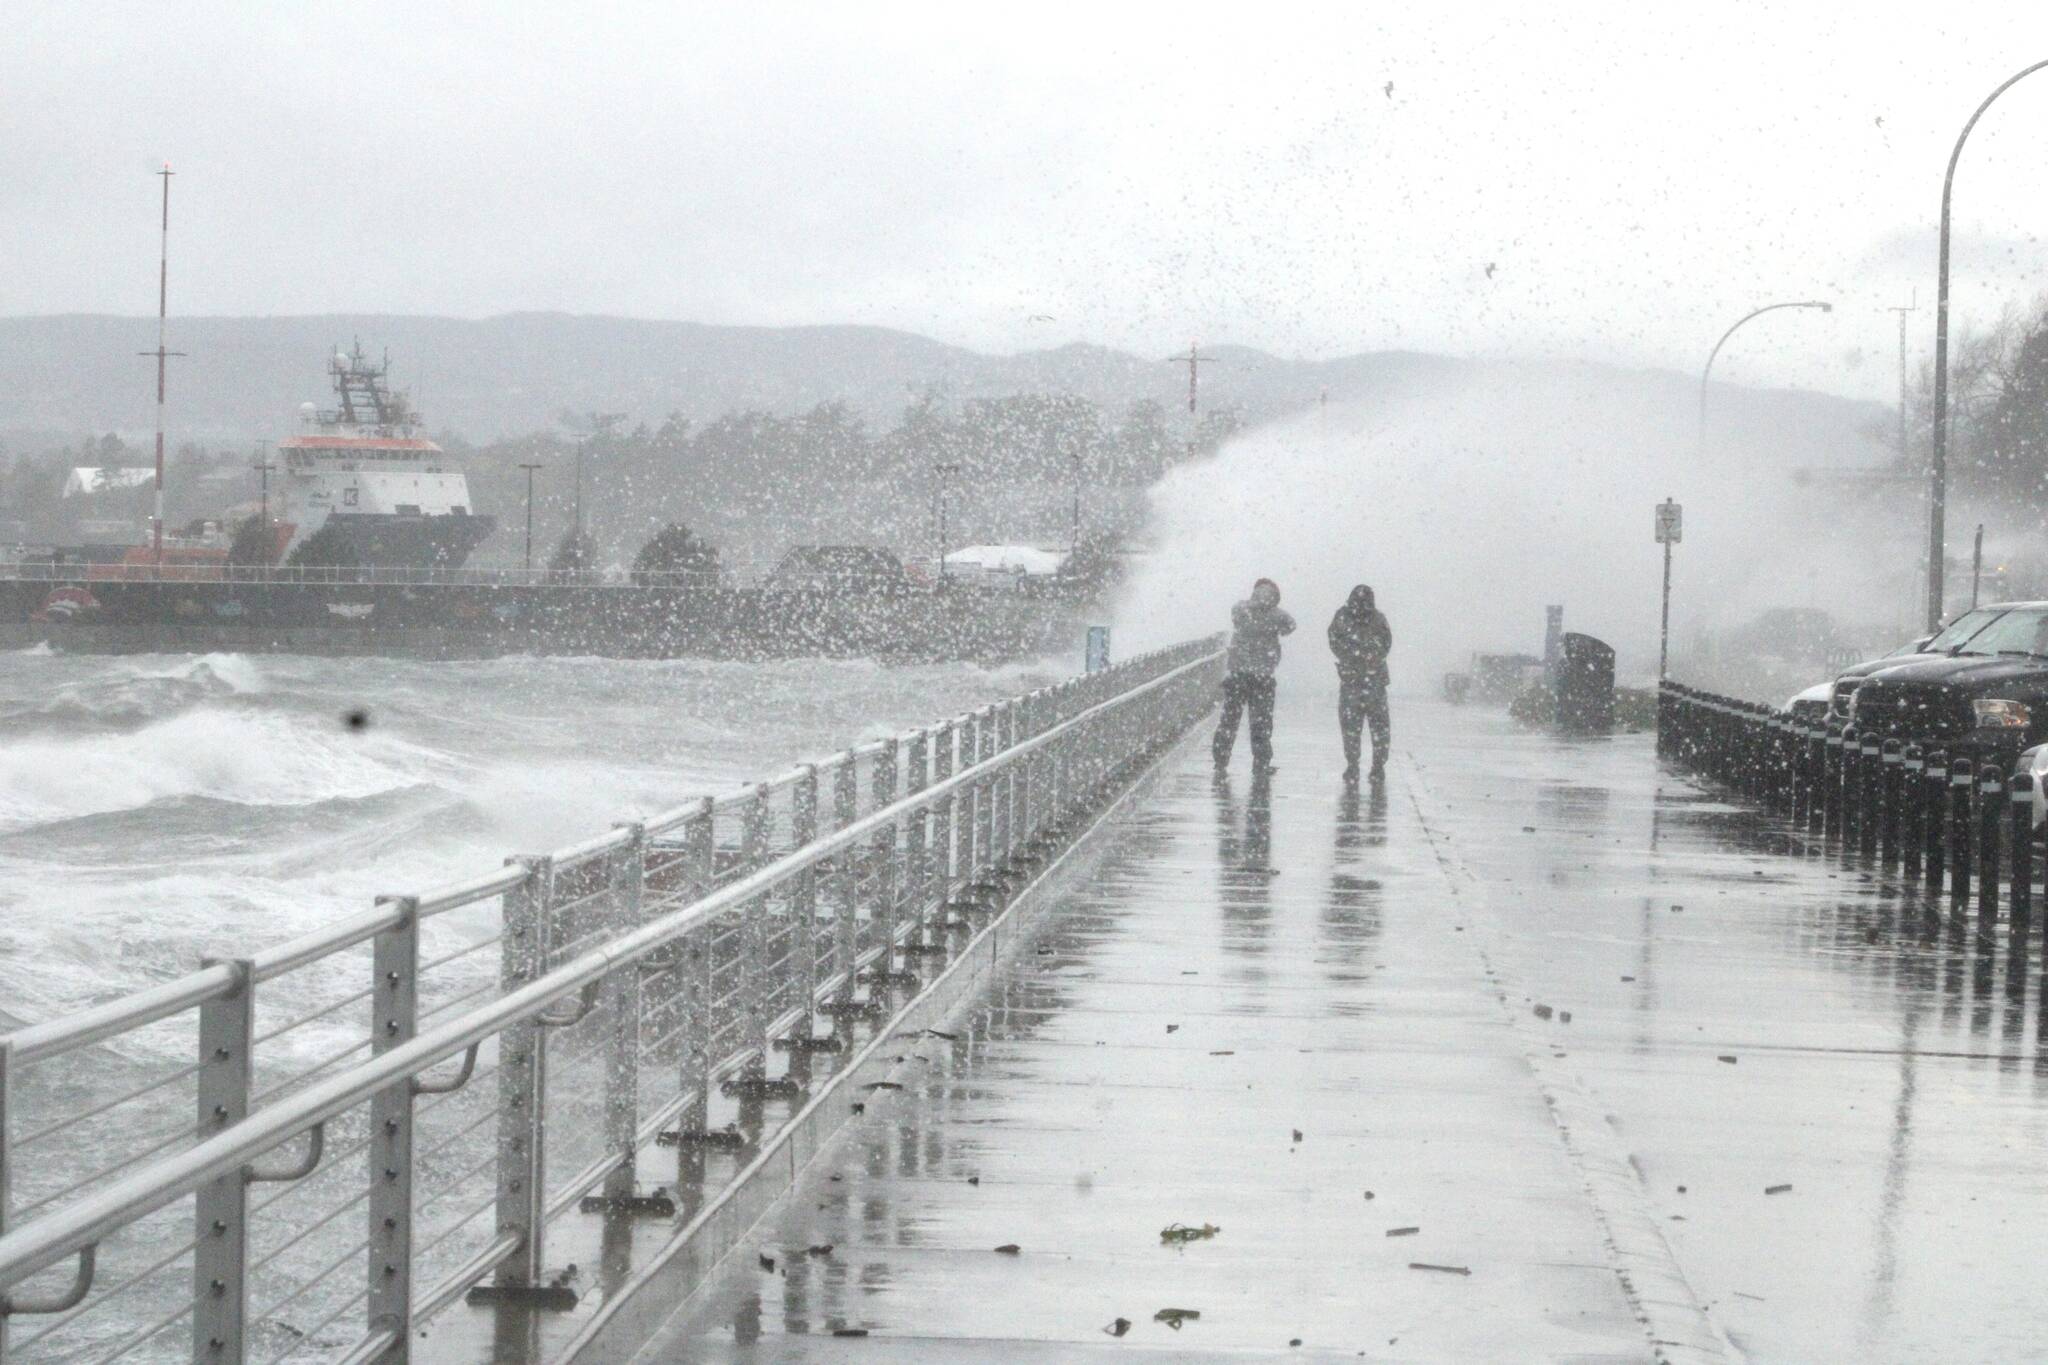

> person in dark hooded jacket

[
  {"left": 1328, "top": 584, "right": 1392, "bottom": 783},
  {"left": 1212, "top": 577, "right": 1294, "bottom": 773}
]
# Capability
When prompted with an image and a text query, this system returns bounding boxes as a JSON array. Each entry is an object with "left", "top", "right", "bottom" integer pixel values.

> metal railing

[
  {"left": 0, "top": 636, "right": 1224, "bottom": 1362},
  {"left": 1658, "top": 681, "right": 2039, "bottom": 948}
]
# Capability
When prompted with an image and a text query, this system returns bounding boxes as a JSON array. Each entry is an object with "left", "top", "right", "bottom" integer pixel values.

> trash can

[{"left": 1556, "top": 633, "right": 1615, "bottom": 733}]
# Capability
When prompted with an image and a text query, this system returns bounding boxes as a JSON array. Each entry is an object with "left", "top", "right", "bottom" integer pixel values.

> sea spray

[{"left": 1114, "top": 362, "right": 1903, "bottom": 690}]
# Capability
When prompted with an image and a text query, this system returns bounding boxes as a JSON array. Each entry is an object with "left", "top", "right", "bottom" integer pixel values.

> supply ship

[{"left": 276, "top": 345, "right": 493, "bottom": 567}]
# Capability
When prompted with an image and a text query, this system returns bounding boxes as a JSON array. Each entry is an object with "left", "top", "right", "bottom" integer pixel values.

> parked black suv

[
  {"left": 1822, "top": 603, "right": 2009, "bottom": 720},
  {"left": 1843, "top": 602, "right": 2048, "bottom": 767}
]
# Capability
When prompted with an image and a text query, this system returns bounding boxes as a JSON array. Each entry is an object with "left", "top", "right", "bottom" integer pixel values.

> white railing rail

[{"left": 0, "top": 636, "right": 1224, "bottom": 1363}]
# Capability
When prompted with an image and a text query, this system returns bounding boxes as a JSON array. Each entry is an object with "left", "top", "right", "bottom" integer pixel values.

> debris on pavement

[
  {"left": 1385, "top": 1226, "right": 1420, "bottom": 1237},
  {"left": 1154, "top": 1308, "right": 1201, "bottom": 1329},
  {"left": 806, "top": 1244, "right": 834, "bottom": 1257},
  {"left": 994, "top": 1243, "right": 1022, "bottom": 1254},
  {"left": 1765, "top": 1184, "right": 1793, "bottom": 1195},
  {"left": 758, "top": 1254, "right": 775, "bottom": 1272},
  {"left": 1533, "top": 1004, "right": 1553, "bottom": 1020},
  {"left": 1103, "top": 1317, "right": 1131, "bottom": 1337},
  {"left": 1160, "top": 1222, "right": 1221, "bottom": 1244},
  {"left": 1409, "top": 1262, "right": 1472, "bottom": 1275},
  {"left": 1717, "top": 1056, "right": 1737, "bottom": 1064}
]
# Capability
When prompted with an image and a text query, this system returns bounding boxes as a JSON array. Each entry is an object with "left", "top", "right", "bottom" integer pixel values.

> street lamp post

[
  {"left": 1927, "top": 57, "right": 2048, "bottom": 631},
  {"left": 518, "top": 462, "right": 544, "bottom": 573},
  {"left": 1698, "top": 301, "right": 1832, "bottom": 456}
]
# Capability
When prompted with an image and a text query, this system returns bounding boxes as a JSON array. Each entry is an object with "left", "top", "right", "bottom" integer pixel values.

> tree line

[{"left": 2, "top": 391, "right": 1242, "bottom": 575}]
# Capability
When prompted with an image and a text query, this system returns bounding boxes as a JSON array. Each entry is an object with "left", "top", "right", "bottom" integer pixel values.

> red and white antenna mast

[{"left": 142, "top": 164, "right": 186, "bottom": 564}]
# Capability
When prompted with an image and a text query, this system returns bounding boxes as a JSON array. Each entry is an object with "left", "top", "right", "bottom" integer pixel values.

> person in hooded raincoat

[
  {"left": 1327, "top": 584, "right": 1392, "bottom": 783},
  {"left": 1212, "top": 577, "right": 1294, "bottom": 774}
]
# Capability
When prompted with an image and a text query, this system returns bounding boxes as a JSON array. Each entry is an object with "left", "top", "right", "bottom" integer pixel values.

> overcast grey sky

[{"left": 4, "top": 2, "right": 2048, "bottom": 402}]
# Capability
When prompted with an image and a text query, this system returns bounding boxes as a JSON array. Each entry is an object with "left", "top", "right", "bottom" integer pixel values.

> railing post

[
  {"left": 976, "top": 707, "right": 998, "bottom": 889},
  {"left": 1925, "top": 752, "right": 1949, "bottom": 898},
  {"left": 1806, "top": 723, "right": 1829, "bottom": 835},
  {"left": 1902, "top": 746, "right": 1925, "bottom": 879},
  {"left": 367, "top": 898, "right": 420, "bottom": 1362},
  {"left": 1979, "top": 767, "right": 2004, "bottom": 933},
  {"left": 952, "top": 715, "right": 977, "bottom": 901},
  {"left": 1858, "top": 734, "right": 1882, "bottom": 860},
  {"left": 491, "top": 855, "right": 552, "bottom": 1291},
  {"left": 791, "top": 765, "right": 820, "bottom": 1022},
  {"left": 1837, "top": 727, "right": 1863, "bottom": 860},
  {"left": 932, "top": 721, "right": 956, "bottom": 920},
  {"left": 675, "top": 801, "right": 714, "bottom": 1153},
  {"left": 740, "top": 786, "right": 771, "bottom": 1074},
  {"left": 1879, "top": 740, "right": 1903, "bottom": 869},
  {"left": 831, "top": 757, "right": 859, "bottom": 1011},
  {"left": 0, "top": 1037, "right": 11, "bottom": 1362},
  {"left": 904, "top": 731, "right": 931, "bottom": 945},
  {"left": 601, "top": 825, "right": 645, "bottom": 1204},
  {"left": 2013, "top": 772, "right": 2035, "bottom": 950},
  {"left": 870, "top": 740, "right": 905, "bottom": 982},
  {"left": 193, "top": 958, "right": 256, "bottom": 1361},
  {"left": 1950, "top": 758, "right": 1975, "bottom": 913},
  {"left": 1007, "top": 701, "right": 1026, "bottom": 857},
  {"left": 1823, "top": 725, "right": 1846, "bottom": 840}
]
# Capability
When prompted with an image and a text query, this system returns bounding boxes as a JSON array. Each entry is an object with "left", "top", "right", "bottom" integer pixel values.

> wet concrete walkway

[{"left": 644, "top": 697, "right": 2048, "bottom": 1362}]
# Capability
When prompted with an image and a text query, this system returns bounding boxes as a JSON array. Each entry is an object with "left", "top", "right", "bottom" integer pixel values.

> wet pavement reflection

[{"left": 647, "top": 696, "right": 2048, "bottom": 1361}]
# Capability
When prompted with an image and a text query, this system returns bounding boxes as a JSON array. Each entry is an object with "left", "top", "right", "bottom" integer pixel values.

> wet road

[{"left": 643, "top": 697, "right": 2048, "bottom": 1362}]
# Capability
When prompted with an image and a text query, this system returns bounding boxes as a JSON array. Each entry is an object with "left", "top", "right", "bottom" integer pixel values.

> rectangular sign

[{"left": 1655, "top": 500, "right": 1682, "bottom": 545}]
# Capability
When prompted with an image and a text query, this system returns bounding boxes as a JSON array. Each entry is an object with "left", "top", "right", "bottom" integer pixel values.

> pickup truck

[
  {"left": 1820, "top": 604, "right": 2013, "bottom": 720},
  {"left": 1841, "top": 601, "right": 2048, "bottom": 772}
]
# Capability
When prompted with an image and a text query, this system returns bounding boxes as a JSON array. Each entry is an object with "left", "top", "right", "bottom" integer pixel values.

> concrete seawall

[{"left": 0, "top": 579, "right": 1095, "bottom": 661}]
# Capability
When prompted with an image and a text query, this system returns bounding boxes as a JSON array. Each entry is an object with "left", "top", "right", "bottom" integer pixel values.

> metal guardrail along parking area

[
  {"left": 1659, "top": 681, "right": 2040, "bottom": 942},
  {"left": 0, "top": 636, "right": 1225, "bottom": 1363}
]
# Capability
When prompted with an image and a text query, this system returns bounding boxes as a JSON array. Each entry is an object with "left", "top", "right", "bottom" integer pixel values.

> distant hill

[{"left": 0, "top": 313, "right": 1887, "bottom": 469}]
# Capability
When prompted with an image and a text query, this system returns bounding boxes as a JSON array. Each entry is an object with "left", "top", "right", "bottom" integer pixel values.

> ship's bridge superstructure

[{"left": 275, "top": 345, "right": 491, "bottom": 566}]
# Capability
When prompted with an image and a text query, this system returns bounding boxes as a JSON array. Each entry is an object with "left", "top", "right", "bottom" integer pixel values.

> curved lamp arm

[{"left": 1699, "top": 301, "right": 1833, "bottom": 453}]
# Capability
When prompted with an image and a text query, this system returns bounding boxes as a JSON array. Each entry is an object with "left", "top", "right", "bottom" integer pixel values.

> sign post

[{"left": 1655, "top": 498, "right": 1683, "bottom": 679}]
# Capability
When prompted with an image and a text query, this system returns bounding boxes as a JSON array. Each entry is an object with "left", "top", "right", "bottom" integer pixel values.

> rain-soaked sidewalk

[{"left": 645, "top": 697, "right": 2048, "bottom": 1362}]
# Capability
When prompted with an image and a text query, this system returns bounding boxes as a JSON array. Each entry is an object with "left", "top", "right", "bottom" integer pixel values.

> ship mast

[{"left": 141, "top": 164, "right": 185, "bottom": 565}]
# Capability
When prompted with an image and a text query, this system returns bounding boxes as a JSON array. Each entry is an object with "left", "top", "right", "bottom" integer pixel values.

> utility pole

[
  {"left": 1891, "top": 291, "right": 1919, "bottom": 619},
  {"left": 140, "top": 165, "right": 186, "bottom": 566},
  {"left": 1972, "top": 523, "right": 1985, "bottom": 608},
  {"left": 572, "top": 439, "right": 584, "bottom": 539},
  {"left": 1170, "top": 341, "right": 1217, "bottom": 414},
  {"left": 1069, "top": 449, "right": 1083, "bottom": 557},
  {"left": 1889, "top": 291, "right": 1917, "bottom": 467},
  {"left": 933, "top": 461, "right": 960, "bottom": 580},
  {"left": 518, "top": 462, "right": 544, "bottom": 572}
]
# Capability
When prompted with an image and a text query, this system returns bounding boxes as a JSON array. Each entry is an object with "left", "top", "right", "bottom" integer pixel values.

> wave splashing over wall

[{"left": 1116, "top": 362, "right": 1902, "bottom": 690}]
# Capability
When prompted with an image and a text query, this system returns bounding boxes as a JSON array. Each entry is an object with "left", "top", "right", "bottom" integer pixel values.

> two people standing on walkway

[
  {"left": 1212, "top": 578, "right": 1392, "bottom": 784},
  {"left": 1328, "top": 584, "right": 1392, "bottom": 784}
]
